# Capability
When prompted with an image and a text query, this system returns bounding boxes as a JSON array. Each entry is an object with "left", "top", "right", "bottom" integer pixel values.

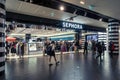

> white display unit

[{"left": 28, "top": 42, "right": 44, "bottom": 54}]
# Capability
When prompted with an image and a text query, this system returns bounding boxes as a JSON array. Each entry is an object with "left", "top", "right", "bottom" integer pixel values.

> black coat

[
  {"left": 21, "top": 44, "right": 24, "bottom": 54},
  {"left": 97, "top": 43, "right": 102, "bottom": 53},
  {"left": 84, "top": 42, "right": 88, "bottom": 49}
]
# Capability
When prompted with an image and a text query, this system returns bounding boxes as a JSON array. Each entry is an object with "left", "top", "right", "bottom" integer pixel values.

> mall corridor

[
  {"left": 0, "top": 53, "right": 120, "bottom": 80},
  {"left": 1, "top": 0, "right": 120, "bottom": 80}
]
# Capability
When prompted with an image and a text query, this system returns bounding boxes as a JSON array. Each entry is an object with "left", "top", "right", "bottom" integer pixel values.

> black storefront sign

[
  {"left": 57, "top": 21, "right": 106, "bottom": 32},
  {"left": 7, "top": 12, "right": 106, "bottom": 32}
]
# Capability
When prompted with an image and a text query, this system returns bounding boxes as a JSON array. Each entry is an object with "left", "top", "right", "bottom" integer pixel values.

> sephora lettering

[{"left": 63, "top": 22, "right": 82, "bottom": 29}]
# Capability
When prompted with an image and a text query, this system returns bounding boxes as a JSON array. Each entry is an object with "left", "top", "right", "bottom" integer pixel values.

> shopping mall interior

[{"left": 0, "top": 0, "right": 120, "bottom": 80}]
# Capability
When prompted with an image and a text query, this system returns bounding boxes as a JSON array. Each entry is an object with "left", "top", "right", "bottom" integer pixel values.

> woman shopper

[
  {"left": 83, "top": 41, "right": 88, "bottom": 54},
  {"left": 21, "top": 42, "right": 24, "bottom": 58},
  {"left": 61, "top": 41, "right": 67, "bottom": 54},
  {"left": 91, "top": 40, "right": 96, "bottom": 55},
  {"left": 101, "top": 41, "right": 105, "bottom": 56},
  {"left": 11, "top": 42, "right": 16, "bottom": 56},
  {"left": 16, "top": 41, "right": 20, "bottom": 56},
  {"left": 18, "top": 42, "right": 22, "bottom": 58},
  {"left": 46, "top": 41, "right": 59, "bottom": 66}
]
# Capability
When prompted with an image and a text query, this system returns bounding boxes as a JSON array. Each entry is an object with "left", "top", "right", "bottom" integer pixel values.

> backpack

[{"left": 46, "top": 45, "right": 52, "bottom": 55}]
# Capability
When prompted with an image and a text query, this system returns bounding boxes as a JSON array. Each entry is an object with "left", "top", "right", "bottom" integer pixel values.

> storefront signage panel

[
  {"left": 7, "top": 12, "right": 106, "bottom": 32},
  {"left": 62, "top": 22, "right": 82, "bottom": 30}
]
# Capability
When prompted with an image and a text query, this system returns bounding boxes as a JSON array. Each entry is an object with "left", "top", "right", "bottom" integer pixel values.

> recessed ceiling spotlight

[
  {"left": 99, "top": 18, "right": 102, "bottom": 21},
  {"left": 60, "top": 6, "right": 64, "bottom": 11},
  {"left": 80, "top": 0, "right": 85, "bottom": 5}
]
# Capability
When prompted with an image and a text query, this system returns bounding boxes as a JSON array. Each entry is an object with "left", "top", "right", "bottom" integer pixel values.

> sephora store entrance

[{"left": 5, "top": 19, "right": 106, "bottom": 58}]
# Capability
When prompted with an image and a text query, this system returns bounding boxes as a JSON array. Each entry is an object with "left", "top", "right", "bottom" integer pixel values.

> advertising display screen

[{"left": 86, "top": 34, "right": 98, "bottom": 41}]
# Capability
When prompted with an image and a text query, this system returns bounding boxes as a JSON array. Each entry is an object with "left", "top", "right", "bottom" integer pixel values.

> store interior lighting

[
  {"left": 51, "top": 35, "right": 74, "bottom": 38},
  {"left": 9, "top": 31, "right": 76, "bottom": 37},
  {"left": 60, "top": 6, "right": 64, "bottom": 11}
]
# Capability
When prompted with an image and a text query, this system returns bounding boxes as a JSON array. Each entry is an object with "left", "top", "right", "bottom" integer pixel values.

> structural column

[
  {"left": 0, "top": 0, "right": 6, "bottom": 75},
  {"left": 108, "top": 19, "right": 119, "bottom": 55}
]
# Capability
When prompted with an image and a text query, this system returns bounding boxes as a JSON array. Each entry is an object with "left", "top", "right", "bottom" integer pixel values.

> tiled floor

[{"left": 1, "top": 52, "right": 120, "bottom": 80}]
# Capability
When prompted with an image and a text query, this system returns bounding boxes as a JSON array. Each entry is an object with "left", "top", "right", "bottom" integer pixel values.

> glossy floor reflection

[{"left": 1, "top": 52, "right": 120, "bottom": 80}]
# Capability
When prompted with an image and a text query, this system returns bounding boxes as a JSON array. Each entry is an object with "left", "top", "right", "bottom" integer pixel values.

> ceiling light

[
  {"left": 99, "top": 18, "right": 102, "bottom": 21},
  {"left": 60, "top": 6, "right": 64, "bottom": 11},
  {"left": 12, "top": 21, "right": 15, "bottom": 24},
  {"left": 80, "top": 0, "right": 85, "bottom": 5}
]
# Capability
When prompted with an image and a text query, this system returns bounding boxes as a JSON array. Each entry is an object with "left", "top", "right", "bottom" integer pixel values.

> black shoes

[
  {"left": 49, "top": 61, "right": 60, "bottom": 66},
  {"left": 56, "top": 61, "right": 60, "bottom": 65},
  {"left": 49, "top": 63, "right": 53, "bottom": 66}
]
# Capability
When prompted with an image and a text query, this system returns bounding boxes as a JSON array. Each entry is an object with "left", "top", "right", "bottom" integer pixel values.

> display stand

[{"left": 28, "top": 42, "right": 44, "bottom": 55}]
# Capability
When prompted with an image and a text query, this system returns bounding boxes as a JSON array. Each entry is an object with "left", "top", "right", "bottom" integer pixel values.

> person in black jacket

[
  {"left": 83, "top": 41, "right": 88, "bottom": 54},
  {"left": 96, "top": 42, "right": 102, "bottom": 60},
  {"left": 102, "top": 41, "right": 105, "bottom": 56},
  {"left": 109, "top": 41, "right": 115, "bottom": 58},
  {"left": 21, "top": 42, "right": 24, "bottom": 58}
]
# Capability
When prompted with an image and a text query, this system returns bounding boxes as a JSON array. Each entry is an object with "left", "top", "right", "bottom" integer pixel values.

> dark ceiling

[{"left": 19, "top": 0, "right": 119, "bottom": 23}]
